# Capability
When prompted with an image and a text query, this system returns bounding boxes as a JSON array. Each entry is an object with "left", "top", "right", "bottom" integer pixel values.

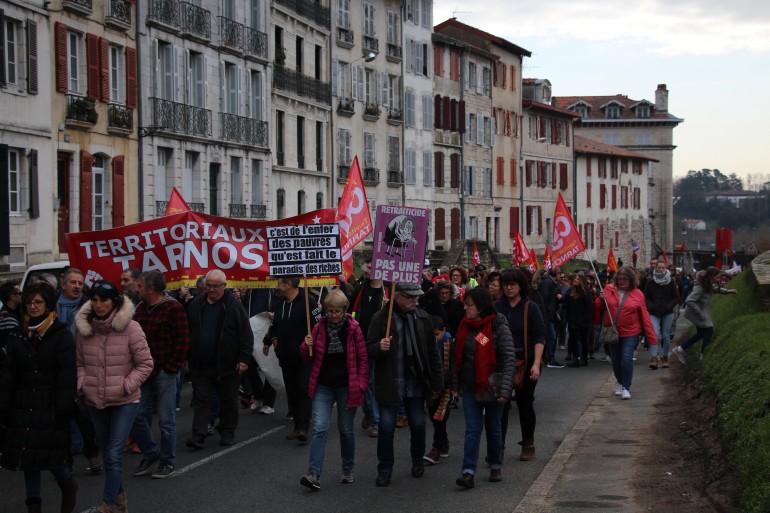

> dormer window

[
  {"left": 541, "top": 86, "right": 551, "bottom": 103},
  {"left": 636, "top": 105, "right": 650, "bottom": 118},
  {"left": 605, "top": 105, "right": 620, "bottom": 119},
  {"left": 575, "top": 106, "right": 588, "bottom": 119}
]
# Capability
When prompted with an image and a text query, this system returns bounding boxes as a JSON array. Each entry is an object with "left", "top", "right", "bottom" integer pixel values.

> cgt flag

[
  {"left": 528, "top": 248, "right": 540, "bottom": 272},
  {"left": 513, "top": 232, "right": 529, "bottom": 265},
  {"left": 337, "top": 156, "right": 372, "bottom": 279},
  {"left": 543, "top": 246, "right": 552, "bottom": 270},
  {"left": 551, "top": 192, "right": 586, "bottom": 268},
  {"left": 607, "top": 247, "right": 619, "bottom": 273},
  {"left": 473, "top": 241, "right": 480, "bottom": 266},
  {"left": 165, "top": 187, "right": 190, "bottom": 216}
]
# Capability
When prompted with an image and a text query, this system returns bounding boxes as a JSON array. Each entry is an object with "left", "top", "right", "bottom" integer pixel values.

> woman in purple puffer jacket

[{"left": 298, "top": 289, "right": 369, "bottom": 491}]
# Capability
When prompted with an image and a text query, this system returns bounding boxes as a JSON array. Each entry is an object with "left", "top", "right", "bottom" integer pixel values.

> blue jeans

[
  {"left": 608, "top": 336, "right": 639, "bottom": 390},
  {"left": 24, "top": 467, "right": 71, "bottom": 499},
  {"left": 544, "top": 321, "right": 557, "bottom": 362},
  {"left": 361, "top": 366, "right": 379, "bottom": 428},
  {"left": 308, "top": 384, "right": 356, "bottom": 477},
  {"left": 176, "top": 367, "right": 185, "bottom": 409},
  {"left": 89, "top": 402, "right": 140, "bottom": 505},
  {"left": 377, "top": 396, "right": 426, "bottom": 474},
  {"left": 131, "top": 371, "right": 178, "bottom": 466},
  {"left": 460, "top": 389, "right": 503, "bottom": 475},
  {"left": 650, "top": 313, "right": 674, "bottom": 358},
  {"left": 681, "top": 326, "right": 715, "bottom": 354}
]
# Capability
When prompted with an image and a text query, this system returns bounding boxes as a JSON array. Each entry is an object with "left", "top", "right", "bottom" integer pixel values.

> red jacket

[{"left": 602, "top": 285, "right": 658, "bottom": 345}]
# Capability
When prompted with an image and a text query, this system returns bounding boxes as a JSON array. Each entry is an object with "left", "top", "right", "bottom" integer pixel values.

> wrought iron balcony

[
  {"left": 244, "top": 26, "right": 268, "bottom": 59},
  {"left": 180, "top": 2, "right": 211, "bottom": 41},
  {"left": 65, "top": 94, "right": 97, "bottom": 126},
  {"left": 337, "top": 97, "right": 354, "bottom": 116},
  {"left": 363, "top": 36, "right": 379, "bottom": 54},
  {"left": 273, "top": 0, "right": 330, "bottom": 28},
  {"left": 387, "top": 170, "right": 403, "bottom": 187},
  {"left": 337, "top": 165, "right": 351, "bottom": 184},
  {"left": 150, "top": 98, "right": 212, "bottom": 137},
  {"left": 221, "top": 113, "right": 268, "bottom": 146},
  {"left": 105, "top": 0, "right": 131, "bottom": 30},
  {"left": 250, "top": 204, "right": 267, "bottom": 219},
  {"left": 387, "top": 108, "right": 402, "bottom": 125},
  {"left": 337, "top": 28, "right": 354, "bottom": 48},
  {"left": 107, "top": 103, "right": 133, "bottom": 131},
  {"left": 156, "top": 201, "right": 168, "bottom": 217},
  {"left": 363, "top": 103, "right": 380, "bottom": 120},
  {"left": 148, "top": 0, "right": 180, "bottom": 29},
  {"left": 272, "top": 65, "right": 331, "bottom": 105},
  {"left": 229, "top": 203, "right": 246, "bottom": 218},
  {"left": 63, "top": 0, "right": 92, "bottom": 16},
  {"left": 363, "top": 167, "right": 380, "bottom": 185},
  {"left": 218, "top": 16, "right": 244, "bottom": 52},
  {"left": 188, "top": 202, "right": 205, "bottom": 213},
  {"left": 386, "top": 43, "right": 402, "bottom": 62}
]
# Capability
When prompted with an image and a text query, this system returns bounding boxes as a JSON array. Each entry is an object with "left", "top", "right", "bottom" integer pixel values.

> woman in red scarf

[{"left": 453, "top": 287, "right": 515, "bottom": 489}]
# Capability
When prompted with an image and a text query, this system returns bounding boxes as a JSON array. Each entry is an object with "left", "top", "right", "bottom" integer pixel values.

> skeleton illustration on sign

[{"left": 383, "top": 215, "right": 417, "bottom": 260}]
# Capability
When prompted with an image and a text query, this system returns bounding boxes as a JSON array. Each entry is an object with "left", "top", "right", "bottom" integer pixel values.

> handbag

[
  {"left": 600, "top": 292, "right": 628, "bottom": 345},
  {"left": 475, "top": 372, "right": 502, "bottom": 405},
  {"left": 513, "top": 302, "right": 529, "bottom": 391}
]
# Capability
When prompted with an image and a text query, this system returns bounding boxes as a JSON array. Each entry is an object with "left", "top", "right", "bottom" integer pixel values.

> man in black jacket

[
  {"left": 367, "top": 283, "right": 443, "bottom": 487},
  {"left": 186, "top": 270, "right": 253, "bottom": 448}
]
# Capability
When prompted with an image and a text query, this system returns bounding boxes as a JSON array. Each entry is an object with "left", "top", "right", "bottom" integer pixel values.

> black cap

[{"left": 394, "top": 282, "right": 424, "bottom": 296}]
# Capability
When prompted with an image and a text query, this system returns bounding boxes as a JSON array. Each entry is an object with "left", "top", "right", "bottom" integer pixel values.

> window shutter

[
  {"left": 80, "top": 150, "right": 93, "bottom": 230},
  {"left": 496, "top": 157, "right": 504, "bottom": 185},
  {"left": 458, "top": 101, "right": 465, "bottom": 133},
  {"left": 125, "top": 47, "right": 136, "bottom": 108},
  {"left": 86, "top": 33, "right": 100, "bottom": 100},
  {"left": 450, "top": 99, "right": 458, "bottom": 132},
  {"left": 450, "top": 208, "right": 460, "bottom": 240},
  {"left": 450, "top": 153, "right": 459, "bottom": 188},
  {"left": 99, "top": 37, "right": 109, "bottom": 101},
  {"left": 560, "top": 163, "right": 568, "bottom": 190},
  {"left": 434, "top": 95, "right": 441, "bottom": 129},
  {"left": 510, "top": 159, "right": 517, "bottom": 187},
  {"left": 55, "top": 22, "right": 68, "bottom": 93},
  {"left": 112, "top": 156, "right": 125, "bottom": 227},
  {"left": 0, "top": 10, "right": 5, "bottom": 86},
  {"left": 611, "top": 184, "right": 617, "bottom": 209},
  {"left": 537, "top": 207, "right": 543, "bottom": 235},
  {"left": 435, "top": 208, "right": 445, "bottom": 240},
  {"left": 0, "top": 145, "right": 8, "bottom": 255},
  {"left": 434, "top": 152, "right": 442, "bottom": 187},
  {"left": 586, "top": 157, "right": 591, "bottom": 177},
  {"left": 509, "top": 206, "right": 519, "bottom": 238},
  {"left": 525, "top": 206, "right": 532, "bottom": 235},
  {"left": 551, "top": 163, "right": 557, "bottom": 189},
  {"left": 476, "top": 115, "right": 483, "bottom": 145},
  {"left": 600, "top": 225, "right": 604, "bottom": 248},
  {"left": 600, "top": 184, "right": 606, "bottom": 209},
  {"left": 539, "top": 161, "right": 546, "bottom": 188},
  {"left": 29, "top": 149, "right": 39, "bottom": 218},
  {"left": 26, "top": 19, "right": 38, "bottom": 94},
  {"left": 525, "top": 160, "right": 532, "bottom": 187},
  {"left": 442, "top": 96, "right": 450, "bottom": 130},
  {"left": 566, "top": 124, "right": 570, "bottom": 146},
  {"left": 586, "top": 183, "right": 591, "bottom": 207}
]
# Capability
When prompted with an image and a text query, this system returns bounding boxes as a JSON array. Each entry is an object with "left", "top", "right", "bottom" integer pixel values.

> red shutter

[
  {"left": 434, "top": 95, "right": 441, "bottom": 129},
  {"left": 450, "top": 99, "right": 457, "bottom": 131},
  {"left": 600, "top": 225, "right": 604, "bottom": 248},
  {"left": 612, "top": 184, "right": 617, "bottom": 209},
  {"left": 80, "top": 150, "right": 93, "bottom": 230},
  {"left": 509, "top": 207, "right": 519, "bottom": 238},
  {"left": 502, "top": 64, "right": 507, "bottom": 89},
  {"left": 99, "top": 37, "right": 109, "bottom": 101},
  {"left": 510, "top": 159, "right": 517, "bottom": 187},
  {"left": 435, "top": 208, "right": 445, "bottom": 240},
  {"left": 458, "top": 101, "right": 465, "bottom": 133},
  {"left": 496, "top": 157, "right": 504, "bottom": 185},
  {"left": 450, "top": 153, "right": 460, "bottom": 188},
  {"left": 586, "top": 183, "right": 591, "bottom": 207},
  {"left": 126, "top": 47, "right": 137, "bottom": 109},
  {"left": 537, "top": 206, "right": 543, "bottom": 235},
  {"left": 510, "top": 64, "right": 515, "bottom": 91},
  {"left": 525, "top": 206, "right": 532, "bottom": 235},
  {"left": 86, "top": 33, "right": 100, "bottom": 100},
  {"left": 551, "top": 163, "right": 557, "bottom": 189},
  {"left": 600, "top": 184, "right": 606, "bottom": 208},
  {"left": 434, "top": 151, "right": 443, "bottom": 187},
  {"left": 539, "top": 162, "right": 546, "bottom": 188},
  {"left": 586, "top": 157, "right": 591, "bottom": 177},
  {"left": 525, "top": 160, "right": 532, "bottom": 186},
  {"left": 112, "top": 156, "right": 125, "bottom": 227},
  {"left": 559, "top": 163, "right": 568, "bottom": 190},
  {"left": 450, "top": 208, "right": 460, "bottom": 240},
  {"left": 55, "top": 22, "right": 68, "bottom": 93},
  {"left": 442, "top": 96, "right": 451, "bottom": 130}
]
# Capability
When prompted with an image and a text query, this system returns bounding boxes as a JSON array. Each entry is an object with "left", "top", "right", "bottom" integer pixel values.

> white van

[{"left": 20, "top": 260, "right": 70, "bottom": 291}]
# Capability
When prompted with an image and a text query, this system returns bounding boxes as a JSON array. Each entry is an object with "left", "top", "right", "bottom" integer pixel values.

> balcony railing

[
  {"left": 107, "top": 103, "right": 133, "bottom": 131},
  {"left": 337, "top": 28, "right": 354, "bottom": 47},
  {"left": 65, "top": 94, "right": 97, "bottom": 125},
  {"left": 272, "top": 65, "right": 331, "bottom": 105},
  {"left": 218, "top": 16, "right": 243, "bottom": 51},
  {"left": 229, "top": 203, "right": 246, "bottom": 218},
  {"left": 363, "top": 104, "right": 380, "bottom": 120},
  {"left": 386, "top": 43, "right": 402, "bottom": 62},
  {"left": 274, "top": 0, "right": 330, "bottom": 28},
  {"left": 221, "top": 113, "right": 268, "bottom": 146},
  {"left": 244, "top": 26, "right": 268, "bottom": 59},
  {"left": 150, "top": 98, "right": 212, "bottom": 137},
  {"left": 387, "top": 170, "right": 403, "bottom": 187},
  {"left": 250, "top": 204, "right": 267, "bottom": 219},
  {"left": 387, "top": 108, "right": 402, "bottom": 125},
  {"left": 148, "top": 0, "right": 180, "bottom": 29},
  {"left": 337, "top": 97, "right": 354, "bottom": 116},
  {"left": 106, "top": 0, "right": 131, "bottom": 29},
  {"left": 156, "top": 201, "right": 168, "bottom": 217},
  {"left": 363, "top": 167, "right": 380, "bottom": 185},
  {"left": 180, "top": 2, "right": 210, "bottom": 40},
  {"left": 188, "top": 202, "right": 204, "bottom": 213},
  {"left": 363, "top": 36, "right": 379, "bottom": 54},
  {"left": 63, "top": 0, "right": 92, "bottom": 16}
]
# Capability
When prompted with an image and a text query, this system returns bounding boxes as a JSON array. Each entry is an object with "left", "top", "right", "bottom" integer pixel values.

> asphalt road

[{"left": 0, "top": 349, "right": 614, "bottom": 513}]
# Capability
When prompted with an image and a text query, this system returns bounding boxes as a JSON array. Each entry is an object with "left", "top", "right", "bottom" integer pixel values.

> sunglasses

[{"left": 92, "top": 281, "right": 116, "bottom": 291}]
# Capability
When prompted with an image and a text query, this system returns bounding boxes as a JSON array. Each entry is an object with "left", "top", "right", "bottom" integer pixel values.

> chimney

[{"left": 655, "top": 84, "right": 668, "bottom": 113}]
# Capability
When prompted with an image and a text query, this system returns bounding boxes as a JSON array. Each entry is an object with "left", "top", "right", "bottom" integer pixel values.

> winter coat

[
  {"left": 644, "top": 277, "right": 680, "bottom": 317},
  {"left": 537, "top": 275, "right": 559, "bottom": 322},
  {"left": 0, "top": 320, "right": 75, "bottom": 471},
  {"left": 366, "top": 306, "right": 443, "bottom": 406},
  {"left": 683, "top": 282, "right": 729, "bottom": 328},
  {"left": 564, "top": 289, "right": 594, "bottom": 330},
  {"left": 602, "top": 285, "right": 658, "bottom": 344},
  {"left": 76, "top": 300, "right": 153, "bottom": 409},
  {"left": 453, "top": 313, "right": 516, "bottom": 399},
  {"left": 300, "top": 314, "right": 369, "bottom": 408}
]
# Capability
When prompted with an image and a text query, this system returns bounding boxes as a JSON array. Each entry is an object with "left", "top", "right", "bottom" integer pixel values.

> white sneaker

[
  {"left": 258, "top": 405, "right": 275, "bottom": 415},
  {"left": 250, "top": 400, "right": 262, "bottom": 412},
  {"left": 621, "top": 388, "right": 631, "bottom": 400},
  {"left": 673, "top": 346, "right": 686, "bottom": 365},
  {"left": 614, "top": 383, "right": 623, "bottom": 396}
]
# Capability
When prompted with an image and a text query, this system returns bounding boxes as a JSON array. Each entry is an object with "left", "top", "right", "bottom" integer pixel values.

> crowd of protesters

[{"left": 0, "top": 257, "right": 735, "bottom": 510}]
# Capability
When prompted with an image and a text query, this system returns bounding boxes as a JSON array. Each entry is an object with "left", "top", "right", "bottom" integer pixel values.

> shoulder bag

[{"left": 599, "top": 293, "right": 628, "bottom": 345}]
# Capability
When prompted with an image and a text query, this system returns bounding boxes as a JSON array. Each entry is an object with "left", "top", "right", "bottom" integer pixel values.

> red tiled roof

[
  {"left": 523, "top": 99, "right": 581, "bottom": 119},
  {"left": 522, "top": 78, "right": 538, "bottom": 86},
  {"left": 553, "top": 94, "right": 678, "bottom": 121},
  {"left": 434, "top": 18, "right": 532, "bottom": 57},
  {"left": 574, "top": 136, "right": 659, "bottom": 161}
]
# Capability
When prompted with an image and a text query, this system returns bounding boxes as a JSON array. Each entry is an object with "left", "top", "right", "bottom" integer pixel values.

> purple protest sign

[{"left": 371, "top": 205, "right": 430, "bottom": 284}]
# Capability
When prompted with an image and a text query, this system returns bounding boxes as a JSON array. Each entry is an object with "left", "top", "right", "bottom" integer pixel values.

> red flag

[
  {"left": 551, "top": 192, "right": 586, "bottom": 268},
  {"left": 337, "top": 156, "right": 372, "bottom": 279},
  {"left": 543, "top": 246, "right": 552, "bottom": 270},
  {"left": 165, "top": 187, "right": 190, "bottom": 216},
  {"left": 607, "top": 247, "right": 619, "bottom": 272},
  {"left": 528, "top": 249, "right": 540, "bottom": 272},
  {"left": 513, "top": 232, "right": 529, "bottom": 265},
  {"left": 473, "top": 241, "right": 480, "bottom": 266},
  {"left": 662, "top": 251, "right": 669, "bottom": 267}
]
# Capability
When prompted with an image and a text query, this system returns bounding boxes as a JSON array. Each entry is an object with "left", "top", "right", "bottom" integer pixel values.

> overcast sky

[{"left": 434, "top": 0, "right": 770, "bottom": 185}]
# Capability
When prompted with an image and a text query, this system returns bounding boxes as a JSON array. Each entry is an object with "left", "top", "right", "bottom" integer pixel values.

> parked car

[{"left": 20, "top": 260, "right": 70, "bottom": 292}]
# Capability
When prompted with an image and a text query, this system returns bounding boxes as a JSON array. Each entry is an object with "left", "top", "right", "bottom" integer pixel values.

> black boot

[
  {"left": 26, "top": 497, "right": 42, "bottom": 513},
  {"left": 58, "top": 477, "right": 78, "bottom": 513}
]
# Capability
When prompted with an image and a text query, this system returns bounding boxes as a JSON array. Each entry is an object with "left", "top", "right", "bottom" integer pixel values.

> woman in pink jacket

[
  {"left": 298, "top": 289, "right": 369, "bottom": 491},
  {"left": 600, "top": 267, "right": 657, "bottom": 400},
  {"left": 76, "top": 281, "right": 152, "bottom": 513}
]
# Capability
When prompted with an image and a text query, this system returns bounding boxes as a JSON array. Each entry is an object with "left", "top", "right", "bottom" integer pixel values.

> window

[
  {"left": 276, "top": 110, "right": 284, "bottom": 164},
  {"left": 7, "top": 149, "right": 20, "bottom": 215},
  {"left": 249, "top": 70, "right": 262, "bottom": 119},
  {"left": 251, "top": 159, "right": 263, "bottom": 205},
  {"left": 223, "top": 62, "right": 239, "bottom": 114},
  {"left": 363, "top": 2, "right": 375, "bottom": 37},
  {"left": 387, "top": 10, "right": 398, "bottom": 44},
  {"left": 230, "top": 156, "right": 242, "bottom": 204},
  {"left": 404, "top": 88, "right": 415, "bottom": 127},
  {"left": 482, "top": 168, "right": 492, "bottom": 198},
  {"left": 364, "top": 132, "right": 376, "bottom": 167},
  {"left": 183, "top": 151, "right": 199, "bottom": 202},
  {"left": 575, "top": 106, "right": 588, "bottom": 118},
  {"left": 68, "top": 31, "right": 82, "bottom": 93},
  {"left": 422, "top": 150, "right": 432, "bottom": 186},
  {"left": 387, "top": 136, "right": 399, "bottom": 171},
  {"left": 636, "top": 105, "right": 650, "bottom": 118},
  {"left": 435, "top": 208, "right": 445, "bottom": 240},
  {"left": 337, "top": 0, "right": 350, "bottom": 28},
  {"left": 297, "top": 191, "right": 305, "bottom": 215},
  {"left": 463, "top": 166, "right": 474, "bottom": 196},
  {"left": 296, "top": 116, "right": 304, "bottom": 169},
  {"left": 315, "top": 121, "right": 323, "bottom": 172},
  {"left": 338, "top": 128, "right": 351, "bottom": 166},
  {"left": 467, "top": 62, "right": 476, "bottom": 91},
  {"left": 405, "top": 149, "right": 416, "bottom": 185},
  {"left": 223, "top": 0, "right": 235, "bottom": 19},
  {"left": 109, "top": 45, "right": 123, "bottom": 103},
  {"left": 598, "top": 157, "right": 606, "bottom": 178},
  {"left": 605, "top": 105, "right": 620, "bottom": 119},
  {"left": 434, "top": 151, "right": 444, "bottom": 187},
  {"left": 155, "top": 148, "right": 172, "bottom": 206},
  {"left": 250, "top": 0, "right": 261, "bottom": 30},
  {"left": 467, "top": 113, "right": 476, "bottom": 143},
  {"left": 4, "top": 19, "right": 18, "bottom": 85},
  {"left": 276, "top": 188, "right": 285, "bottom": 219},
  {"left": 92, "top": 155, "right": 105, "bottom": 231},
  {"left": 421, "top": 0, "right": 431, "bottom": 27},
  {"left": 316, "top": 192, "right": 323, "bottom": 210},
  {"left": 422, "top": 94, "right": 433, "bottom": 130},
  {"left": 158, "top": 41, "right": 176, "bottom": 101},
  {"left": 364, "top": 69, "right": 377, "bottom": 105}
]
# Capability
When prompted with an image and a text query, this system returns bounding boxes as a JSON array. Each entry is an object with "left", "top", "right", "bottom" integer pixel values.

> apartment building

[
  {"left": 554, "top": 85, "right": 683, "bottom": 252},
  {"left": 574, "top": 135, "right": 656, "bottom": 264},
  {"left": 140, "top": 0, "right": 271, "bottom": 220}
]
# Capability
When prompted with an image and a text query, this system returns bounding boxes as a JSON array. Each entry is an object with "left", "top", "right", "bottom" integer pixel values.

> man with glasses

[
  {"left": 186, "top": 270, "right": 253, "bottom": 448},
  {"left": 367, "top": 282, "right": 443, "bottom": 487}
]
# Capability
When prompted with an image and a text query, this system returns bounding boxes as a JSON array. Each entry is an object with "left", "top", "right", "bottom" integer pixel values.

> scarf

[
  {"left": 653, "top": 269, "right": 671, "bottom": 286},
  {"left": 325, "top": 318, "right": 345, "bottom": 354},
  {"left": 57, "top": 295, "right": 82, "bottom": 326},
  {"left": 24, "top": 311, "right": 57, "bottom": 349},
  {"left": 455, "top": 313, "right": 497, "bottom": 396}
]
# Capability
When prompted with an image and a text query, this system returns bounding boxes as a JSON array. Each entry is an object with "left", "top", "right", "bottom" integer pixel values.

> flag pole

[
  {"left": 384, "top": 281, "right": 396, "bottom": 340},
  {"left": 304, "top": 274, "right": 313, "bottom": 357}
]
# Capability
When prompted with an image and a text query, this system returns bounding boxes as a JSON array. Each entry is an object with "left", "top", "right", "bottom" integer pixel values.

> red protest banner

[
  {"left": 65, "top": 209, "right": 339, "bottom": 288},
  {"left": 551, "top": 192, "right": 586, "bottom": 268},
  {"left": 337, "top": 156, "right": 372, "bottom": 278},
  {"left": 513, "top": 232, "right": 529, "bottom": 265},
  {"left": 607, "top": 247, "right": 619, "bottom": 272}
]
